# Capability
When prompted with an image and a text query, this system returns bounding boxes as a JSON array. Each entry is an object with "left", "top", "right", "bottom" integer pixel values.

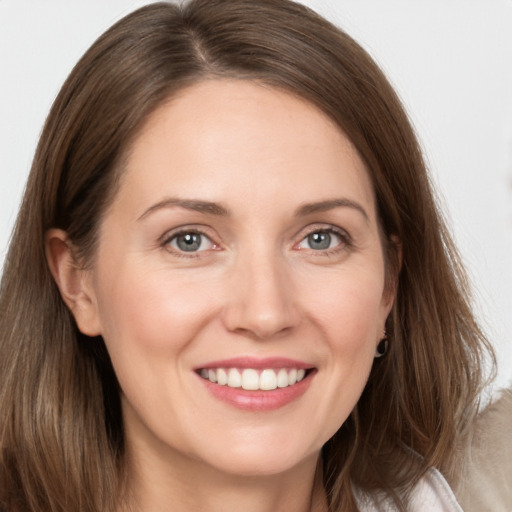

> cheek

[
  {"left": 92, "top": 264, "right": 219, "bottom": 434},
  {"left": 93, "top": 262, "right": 218, "bottom": 359},
  {"left": 305, "top": 266, "right": 387, "bottom": 347},
  {"left": 300, "top": 268, "right": 385, "bottom": 430}
]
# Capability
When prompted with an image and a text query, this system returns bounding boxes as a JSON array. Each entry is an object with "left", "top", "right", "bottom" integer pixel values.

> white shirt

[{"left": 356, "top": 467, "right": 463, "bottom": 511}]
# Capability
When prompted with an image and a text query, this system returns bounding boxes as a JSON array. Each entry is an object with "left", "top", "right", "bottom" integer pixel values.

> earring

[{"left": 375, "top": 332, "right": 388, "bottom": 358}]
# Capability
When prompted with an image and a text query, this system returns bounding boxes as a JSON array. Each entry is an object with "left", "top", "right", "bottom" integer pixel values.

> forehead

[{"left": 117, "top": 79, "right": 376, "bottom": 218}]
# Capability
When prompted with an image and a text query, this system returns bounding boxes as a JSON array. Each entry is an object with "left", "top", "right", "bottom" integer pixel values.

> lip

[
  {"left": 195, "top": 356, "right": 312, "bottom": 371},
  {"left": 194, "top": 357, "right": 316, "bottom": 411}
]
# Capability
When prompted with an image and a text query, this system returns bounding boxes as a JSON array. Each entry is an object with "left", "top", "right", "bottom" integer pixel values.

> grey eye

[
  {"left": 297, "top": 229, "right": 344, "bottom": 251},
  {"left": 170, "top": 232, "right": 210, "bottom": 252},
  {"left": 307, "top": 232, "right": 332, "bottom": 250}
]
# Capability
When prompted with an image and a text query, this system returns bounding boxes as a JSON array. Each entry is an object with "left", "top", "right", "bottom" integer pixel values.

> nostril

[{"left": 230, "top": 323, "right": 295, "bottom": 341}]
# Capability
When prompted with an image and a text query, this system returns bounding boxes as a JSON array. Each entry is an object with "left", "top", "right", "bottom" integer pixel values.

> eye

[
  {"left": 167, "top": 231, "right": 214, "bottom": 253},
  {"left": 297, "top": 229, "right": 346, "bottom": 251}
]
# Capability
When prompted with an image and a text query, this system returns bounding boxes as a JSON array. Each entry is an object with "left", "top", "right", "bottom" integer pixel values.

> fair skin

[{"left": 47, "top": 80, "right": 395, "bottom": 512}]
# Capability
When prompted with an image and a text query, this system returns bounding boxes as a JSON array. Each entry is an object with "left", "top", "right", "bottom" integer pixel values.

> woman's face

[{"left": 80, "top": 80, "right": 394, "bottom": 478}]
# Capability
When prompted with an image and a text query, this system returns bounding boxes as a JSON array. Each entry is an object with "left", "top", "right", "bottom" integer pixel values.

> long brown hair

[{"left": 0, "top": 1, "right": 495, "bottom": 510}]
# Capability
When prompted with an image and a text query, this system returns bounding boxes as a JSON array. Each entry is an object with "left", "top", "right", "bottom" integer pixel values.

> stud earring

[{"left": 375, "top": 331, "right": 388, "bottom": 358}]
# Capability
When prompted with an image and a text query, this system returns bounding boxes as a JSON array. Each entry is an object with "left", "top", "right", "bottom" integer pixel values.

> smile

[
  {"left": 195, "top": 357, "right": 315, "bottom": 411},
  {"left": 199, "top": 367, "right": 307, "bottom": 391}
]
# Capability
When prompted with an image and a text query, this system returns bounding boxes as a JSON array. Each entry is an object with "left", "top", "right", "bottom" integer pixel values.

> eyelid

[
  {"left": 293, "top": 223, "right": 352, "bottom": 252},
  {"left": 158, "top": 223, "right": 352, "bottom": 258},
  {"left": 160, "top": 225, "right": 221, "bottom": 256}
]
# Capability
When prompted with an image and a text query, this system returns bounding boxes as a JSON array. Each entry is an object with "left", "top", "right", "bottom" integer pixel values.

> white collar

[{"left": 355, "top": 467, "right": 463, "bottom": 511}]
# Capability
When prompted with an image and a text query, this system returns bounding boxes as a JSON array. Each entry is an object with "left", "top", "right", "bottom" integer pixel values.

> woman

[{"left": 0, "top": 1, "right": 495, "bottom": 510}]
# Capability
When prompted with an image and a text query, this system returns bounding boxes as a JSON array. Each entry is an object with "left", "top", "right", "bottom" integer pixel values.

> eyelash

[
  {"left": 161, "top": 228, "right": 218, "bottom": 259},
  {"left": 161, "top": 224, "right": 352, "bottom": 258},
  {"left": 294, "top": 225, "right": 352, "bottom": 256}
]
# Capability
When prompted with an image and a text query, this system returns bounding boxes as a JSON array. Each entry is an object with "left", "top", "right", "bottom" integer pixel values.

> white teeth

[
  {"left": 241, "top": 369, "right": 259, "bottom": 390},
  {"left": 277, "top": 368, "right": 289, "bottom": 388},
  {"left": 227, "top": 368, "right": 242, "bottom": 388},
  {"left": 217, "top": 368, "right": 228, "bottom": 385},
  {"left": 260, "top": 369, "right": 277, "bottom": 390},
  {"left": 200, "top": 367, "right": 309, "bottom": 390}
]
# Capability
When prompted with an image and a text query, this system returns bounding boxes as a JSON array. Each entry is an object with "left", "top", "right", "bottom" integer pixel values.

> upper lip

[{"left": 195, "top": 356, "right": 313, "bottom": 370}]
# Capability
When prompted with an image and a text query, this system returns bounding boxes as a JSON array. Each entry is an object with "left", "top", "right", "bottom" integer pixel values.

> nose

[{"left": 222, "top": 250, "right": 300, "bottom": 340}]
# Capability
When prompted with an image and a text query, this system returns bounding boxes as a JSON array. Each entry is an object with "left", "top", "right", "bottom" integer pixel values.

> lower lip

[{"left": 197, "top": 371, "right": 315, "bottom": 411}]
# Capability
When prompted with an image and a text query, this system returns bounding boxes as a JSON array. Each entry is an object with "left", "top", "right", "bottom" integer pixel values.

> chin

[
  {"left": 193, "top": 432, "right": 321, "bottom": 478},
  {"left": 210, "top": 452, "right": 317, "bottom": 478}
]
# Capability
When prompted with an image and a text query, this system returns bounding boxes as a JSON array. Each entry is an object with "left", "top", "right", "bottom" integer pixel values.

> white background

[{"left": 1, "top": 1, "right": 511, "bottom": 389}]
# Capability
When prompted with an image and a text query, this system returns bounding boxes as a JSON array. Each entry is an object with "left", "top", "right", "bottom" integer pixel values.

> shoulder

[
  {"left": 357, "top": 388, "right": 512, "bottom": 511},
  {"left": 356, "top": 468, "right": 463, "bottom": 511},
  {"left": 454, "top": 388, "right": 512, "bottom": 512}
]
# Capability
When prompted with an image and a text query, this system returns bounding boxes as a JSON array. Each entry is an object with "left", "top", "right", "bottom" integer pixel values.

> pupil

[
  {"left": 309, "top": 232, "right": 331, "bottom": 250},
  {"left": 177, "top": 233, "right": 201, "bottom": 251}
]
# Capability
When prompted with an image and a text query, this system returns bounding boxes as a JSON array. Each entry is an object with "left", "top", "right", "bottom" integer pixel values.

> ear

[
  {"left": 45, "top": 229, "right": 102, "bottom": 336},
  {"left": 382, "top": 235, "right": 402, "bottom": 313},
  {"left": 376, "top": 237, "right": 402, "bottom": 351},
  {"left": 389, "top": 234, "right": 402, "bottom": 293}
]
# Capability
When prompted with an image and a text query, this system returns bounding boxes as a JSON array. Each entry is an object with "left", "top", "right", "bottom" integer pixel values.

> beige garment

[{"left": 455, "top": 389, "right": 512, "bottom": 512}]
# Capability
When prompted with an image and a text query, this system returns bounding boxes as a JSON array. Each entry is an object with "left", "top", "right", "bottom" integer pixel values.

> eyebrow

[
  {"left": 137, "top": 196, "right": 369, "bottom": 222},
  {"left": 137, "top": 198, "right": 230, "bottom": 221},
  {"left": 296, "top": 198, "right": 369, "bottom": 222}
]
